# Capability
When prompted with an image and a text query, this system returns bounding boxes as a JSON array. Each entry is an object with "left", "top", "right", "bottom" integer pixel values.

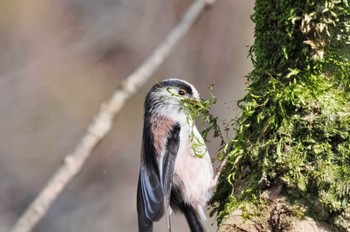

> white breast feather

[
  {"left": 154, "top": 94, "right": 214, "bottom": 220},
  {"left": 174, "top": 113, "right": 214, "bottom": 220}
]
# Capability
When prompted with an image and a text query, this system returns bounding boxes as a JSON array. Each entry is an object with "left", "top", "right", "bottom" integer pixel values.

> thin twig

[
  {"left": 10, "top": 1, "right": 216, "bottom": 232},
  {"left": 214, "top": 155, "right": 228, "bottom": 185}
]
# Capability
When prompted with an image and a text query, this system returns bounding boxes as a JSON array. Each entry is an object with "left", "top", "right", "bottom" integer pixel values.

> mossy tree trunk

[{"left": 211, "top": 0, "right": 350, "bottom": 231}]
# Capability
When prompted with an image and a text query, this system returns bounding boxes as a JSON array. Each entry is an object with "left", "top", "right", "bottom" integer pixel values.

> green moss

[
  {"left": 179, "top": 85, "right": 225, "bottom": 157},
  {"left": 211, "top": 0, "right": 350, "bottom": 230}
]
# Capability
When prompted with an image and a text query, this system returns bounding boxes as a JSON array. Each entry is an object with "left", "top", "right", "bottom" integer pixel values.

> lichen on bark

[{"left": 211, "top": 0, "right": 350, "bottom": 231}]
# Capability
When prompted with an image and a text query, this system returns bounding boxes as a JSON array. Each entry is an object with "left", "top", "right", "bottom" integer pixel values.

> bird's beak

[{"left": 190, "top": 96, "right": 200, "bottom": 103}]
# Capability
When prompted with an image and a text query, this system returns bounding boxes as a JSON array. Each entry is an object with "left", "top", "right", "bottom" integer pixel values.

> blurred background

[{"left": 0, "top": 0, "right": 254, "bottom": 231}]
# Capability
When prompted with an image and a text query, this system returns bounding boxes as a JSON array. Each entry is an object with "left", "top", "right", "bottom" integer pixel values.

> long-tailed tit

[{"left": 137, "top": 79, "right": 214, "bottom": 232}]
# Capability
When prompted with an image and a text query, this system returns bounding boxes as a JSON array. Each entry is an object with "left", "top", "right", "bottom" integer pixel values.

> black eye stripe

[{"left": 153, "top": 79, "right": 193, "bottom": 96}]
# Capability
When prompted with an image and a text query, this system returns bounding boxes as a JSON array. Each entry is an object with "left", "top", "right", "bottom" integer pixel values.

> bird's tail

[
  {"left": 138, "top": 218, "right": 153, "bottom": 232},
  {"left": 137, "top": 178, "right": 153, "bottom": 232},
  {"left": 171, "top": 188, "right": 205, "bottom": 232},
  {"left": 137, "top": 200, "right": 153, "bottom": 232},
  {"left": 182, "top": 205, "right": 205, "bottom": 232}
]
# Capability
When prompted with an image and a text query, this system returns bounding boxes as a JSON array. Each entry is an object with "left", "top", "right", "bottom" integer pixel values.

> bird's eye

[{"left": 178, "top": 89, "right": 186, "bottom": 96}]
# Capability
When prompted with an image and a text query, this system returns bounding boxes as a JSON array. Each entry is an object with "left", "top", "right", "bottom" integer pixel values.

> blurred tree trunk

[{"left": 212, "top": 0, "right": 350, "bottom": 231}]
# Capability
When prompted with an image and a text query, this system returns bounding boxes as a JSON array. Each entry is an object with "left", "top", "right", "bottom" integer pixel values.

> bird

[{"left": 137, "top": 78, "right": 214, "bottom": 232}]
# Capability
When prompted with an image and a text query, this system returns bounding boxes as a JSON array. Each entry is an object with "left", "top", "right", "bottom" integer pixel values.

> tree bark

[
  {"left": 213, "top": 0, "right": 350, "bottom": 231},
  {"left": 218, "top": 186, "right": 335, "bottom": 232}
]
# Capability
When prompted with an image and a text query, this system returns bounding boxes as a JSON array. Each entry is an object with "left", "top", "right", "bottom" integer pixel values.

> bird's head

[{"left": 145, "top": 78, "right": 200, "bottom": 117}]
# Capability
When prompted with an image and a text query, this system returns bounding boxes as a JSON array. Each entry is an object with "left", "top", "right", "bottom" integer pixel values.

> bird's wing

[{"left": 137, "top": 120, "right": 180, "bottom": 224}]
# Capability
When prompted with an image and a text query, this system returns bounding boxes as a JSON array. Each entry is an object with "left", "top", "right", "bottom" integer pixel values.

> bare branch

[
  {"left": 10, "top": 1, "right": 217, "bottom": 232},
  {"left": 214, "top": 155, "right": 228, "bottom": 185}
]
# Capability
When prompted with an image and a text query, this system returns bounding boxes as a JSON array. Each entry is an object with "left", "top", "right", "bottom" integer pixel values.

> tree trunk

[{"left": 212, "top": 0, "right": 350, "bottom": 231}]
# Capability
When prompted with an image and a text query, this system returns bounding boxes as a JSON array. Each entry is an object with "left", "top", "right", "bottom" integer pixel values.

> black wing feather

[
  {"left": 137, "top": 123, "right": 180, "bottom": 231},
  {"left": 161, "top": 124, "right": 180, "bottom": 202}
]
